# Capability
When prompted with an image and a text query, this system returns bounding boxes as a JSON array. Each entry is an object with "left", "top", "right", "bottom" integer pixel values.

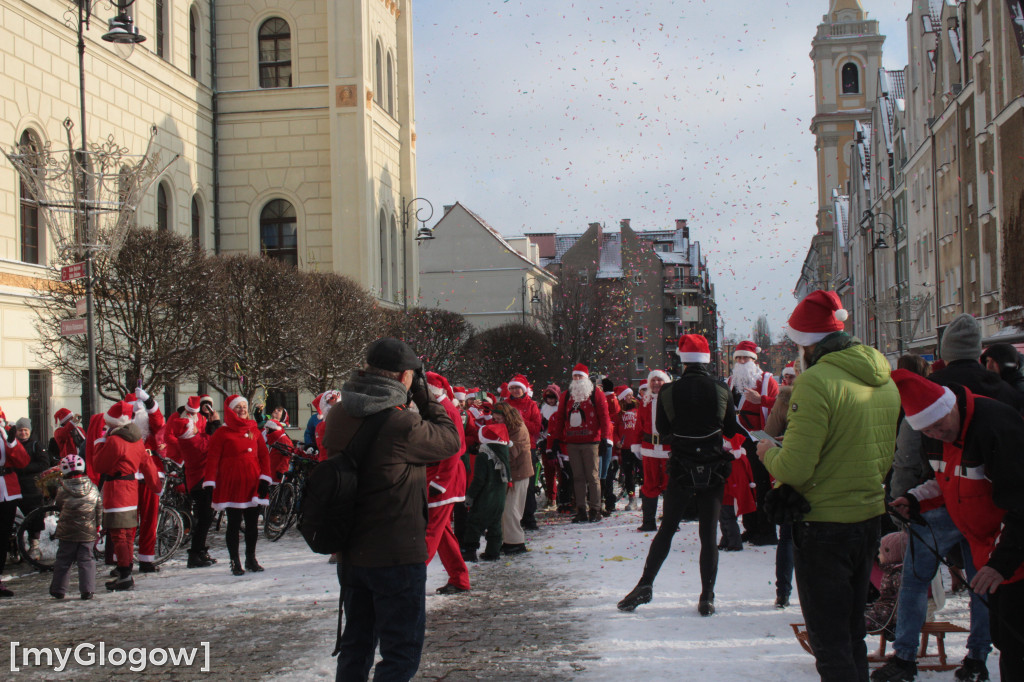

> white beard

[
  {"left": 568, "top": 377, "right": 594, "bottom": 404},
  {"left": 133, "top": 404, "right": 151, "bottom": 441},
  {"left": 731, "top": 362, "right": 761, "bottom": 394}
]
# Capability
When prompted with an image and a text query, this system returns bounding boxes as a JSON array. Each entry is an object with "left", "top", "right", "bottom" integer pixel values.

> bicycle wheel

[
  {"left": 17, "top": 505, "right": 60, "bottom": 571},
  {"left": 263, "top": 483, "right": 296, "bottom": 541},
  {"left": 152, "top": 507, "right": 185, "bottom": 566}
]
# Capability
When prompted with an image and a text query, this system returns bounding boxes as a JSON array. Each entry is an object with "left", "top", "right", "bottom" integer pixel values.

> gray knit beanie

[
  {"left": 940, "top": 314, "right": 982, "bottom": 362},
  {"left": 15, "top": 417, "right": 31, "bottom": 431}
]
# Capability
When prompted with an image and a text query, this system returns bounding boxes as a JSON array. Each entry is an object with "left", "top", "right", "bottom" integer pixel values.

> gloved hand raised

[
  {"left": 410, "top": 367, "right": 430, "bottom": 410},
  {"left": 135, "top": 386, "right": 150, "bottom": 403}
]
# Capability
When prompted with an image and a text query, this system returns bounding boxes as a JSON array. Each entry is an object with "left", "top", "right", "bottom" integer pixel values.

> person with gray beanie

[
  {"left": 14, "top": 416, "right": 50, "bottom": 561},
  {"left": 933, "top": 314, "right": 1023, "bottom": 412}
]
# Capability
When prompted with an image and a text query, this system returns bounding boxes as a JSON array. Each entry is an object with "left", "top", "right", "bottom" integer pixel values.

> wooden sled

[{"left": 790, "top": 621, "right": 968, "bottom": 672}]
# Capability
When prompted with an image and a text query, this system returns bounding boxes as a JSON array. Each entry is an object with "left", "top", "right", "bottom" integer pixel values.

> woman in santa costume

[
  {"left": 632, "top": 369, "right": 672, "bottom": 532},
  {"left": 172, "top": 396, "right": 221, "bottom": 568},
  {"left": 0, "top": 422, "right": 31, "bottom": 597},
  {"left": 52, "top": 408, "right": 86, "bottom": 461},
  {"left": 203, "top": 394, "right": 272, "bottom": 576}
]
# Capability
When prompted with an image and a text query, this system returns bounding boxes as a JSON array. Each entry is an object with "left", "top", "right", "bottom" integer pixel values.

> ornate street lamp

[{"left": 401, "top": 197, "right": 435, "bottom": 311}]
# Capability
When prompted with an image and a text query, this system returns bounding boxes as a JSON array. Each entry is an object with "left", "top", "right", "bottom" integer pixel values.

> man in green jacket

[{"left": 756, "top": 290, "right": 899, "bottom": 681}]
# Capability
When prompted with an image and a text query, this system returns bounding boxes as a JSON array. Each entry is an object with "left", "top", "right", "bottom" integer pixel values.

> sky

[{"left": 411, "top": 0, "right": 914, "bottom": 340}]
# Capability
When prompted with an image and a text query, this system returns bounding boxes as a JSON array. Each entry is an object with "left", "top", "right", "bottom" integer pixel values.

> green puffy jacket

[{"left": 763, "top": 335, "right": 900, "bottom": 523}]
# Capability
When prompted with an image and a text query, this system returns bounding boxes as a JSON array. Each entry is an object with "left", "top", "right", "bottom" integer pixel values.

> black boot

[
  {"left": 698, "top": 592, "right": 715, "bottom": 616},
  {"left": 601, "top": 479, "right": 614, "bottom": 516},
  {"left": 244, "top": 555, "right": 264, "bottom": 572},
  {"left": 229, "top": 556, "right": 245, "bottom": 576},
  {"left": 200, "top": 548, "right": 217, "bottom": 565},
  {"left": 105, "top": 566, "right": 134, "bottom": 591},
  {"left": 572, "top": 508, "right": 589, "bottom": 523},
  {"left": 637, "top": 495, "right": 657, "bottom": 532},
  {"left": 138, "top": 561, "right": 160, "bottom": 573},
  {"left": 870, "top": 655, "right": 917, "bottom": 681},
  {"left": 617, "top": 582, "right": 653, "bottom": 612},
  {"left": 187, "top": 550, "right": 213, "bottom": 568},
  {"left": 460, "top": 546, "right": 478, "bottom": 562}
]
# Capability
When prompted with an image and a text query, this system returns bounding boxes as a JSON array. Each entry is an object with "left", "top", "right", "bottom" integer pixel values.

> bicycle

[
  {"left": 159, "top": 456, "right": 193, "bottom": 541},
  {"left": 264, "top": 443, "right": 318, "bottom": 541}
]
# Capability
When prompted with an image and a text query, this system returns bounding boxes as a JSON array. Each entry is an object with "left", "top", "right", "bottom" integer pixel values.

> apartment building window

[
  {"left": 841, "top": 62, "right": 860, "bottom": 94},
  {"left": 189, "top": 7, "right": 199, "bottom": 78},
  {"left": 28, "top": 369, "right": 52, "bottom": 445},
  {"left": 19, "top": 130, "right": 41, "bottom": 264},
  {"left": 632, "top": 273, "right": 642, "bottom": 284},
  {"left": 258, "top": 18, "right": 292, "bottom": 88},
  {"left": 635, "top": 327, "right": 645, "bottom": 341},
  {"left": 374, "top": 41, "right": 383, "bottom": 106},
  {"left": 379, "top": 209, "right": 390, "bottom": 298},
  {"left": 260, "top": 199, "right": 298, "bottom": 266},
  {"left": 156, "top": 0, "right": 167, "bottom": 59},
  {"left": 634, "top": 299, "right": 645, "bottom": 313},
  {"left": 386, "top": 51, "right": 395, "bottom": 115},
  {"left": 635, "top": 356, "right": 645, "bottom": 372},
  {"left": 164, "top": 384, "right": 177, "bottom": 415},
  {"left": 191, "top": 195, "right": 202, "bottom": 248}
]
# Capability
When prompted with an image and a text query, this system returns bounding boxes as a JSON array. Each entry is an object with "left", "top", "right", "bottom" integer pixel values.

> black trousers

[
  {"left": 989, "top": 579, "right": 1024, "bottom": 680},
  {"left": 189, "top": 485, "right": 215, "bottom": 554},
  {"left": 225, "top": 507, "right": 260, "bottom": 560},
  {"left": 640, "top": 478, "right": 724, "bottom": 598},
  {"left": 620, "top": 451, "right": 639, "bottom": 497},
  {"left": 0, "top": 500, "right": 18, "bottom": 576}
]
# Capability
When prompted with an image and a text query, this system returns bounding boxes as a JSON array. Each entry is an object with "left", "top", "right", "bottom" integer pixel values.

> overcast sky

[{"left": 412, "top": 1, "right": 912, "bottom": 340}]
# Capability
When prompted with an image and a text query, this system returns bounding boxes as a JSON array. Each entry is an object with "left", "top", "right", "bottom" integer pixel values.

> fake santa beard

[
  {"left": 133, "top": 403, "right": 151, "bottom": 440},
  {"left": 731, "top": 360, "right": 761, "bottom": 394},
  {"left": 567, "top": 377, "right": 594, "bottom": 406}
]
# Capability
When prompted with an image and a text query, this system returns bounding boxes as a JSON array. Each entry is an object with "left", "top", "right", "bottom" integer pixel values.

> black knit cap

[{"left": 366, "top": 337, "right": 422, "bottom": 372}]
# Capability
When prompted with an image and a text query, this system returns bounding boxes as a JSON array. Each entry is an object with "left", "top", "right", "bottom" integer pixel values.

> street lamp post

[
  {"left": 401, "top": 197, "right": 435, "bottom": 312},
  {"left": 860, "top": 209, "right": 904, "bottom": 356},
  {"left": 521, "top": 276, "right": 540, "bottom": 324}
]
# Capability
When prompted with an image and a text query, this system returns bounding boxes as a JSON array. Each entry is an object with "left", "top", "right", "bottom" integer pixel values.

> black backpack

[{"left": 299, "top": 407, "right": 395, "bottom": 555}]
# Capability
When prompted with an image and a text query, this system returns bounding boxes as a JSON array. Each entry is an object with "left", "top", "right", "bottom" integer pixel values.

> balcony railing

[{"left": 663, "top": 276, "right": 702, "bottom": 292}]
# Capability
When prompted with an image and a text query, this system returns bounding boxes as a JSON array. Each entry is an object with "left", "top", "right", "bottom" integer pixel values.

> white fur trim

[
  {"left": 103, "top": 505, "right": 138, "bottom": 513},
  {"left": 785, "top": 326, "right": 831, "bottom": 348},
  {"left": 453, "top": 391, "right": 467, "bottom": 401},
  {"left": 647, "top": 370, "right": 671, "bottom": 383},
  {"left": 676, "top": 351, "right": 711, "bottom": 363},
  {"left": 202, "top": 481, "right": 216, "bottom": 488},
  {"left": 508, "top": 381, "right": 529, "bottom": 393},
  {"left": 906, "top": 387, "right": 957, "bottom": 430},
  {"left": 259, "top": 474, "right": 273, "bottom": 484},
  {"left": 782, "top": 367, "right": 797, "bottom": 376},
  {"left": 264, "top": 420, "right": 282, "bottom": 432},
  {"left": 835, "top": 308, "right": 849, "bottom": 322},
  {"left": 427, "top": 495, "right": 466, "bottom": 508},
  {"left": 571, "top": 371, "right": 588, "bottom": 378},
  {"left": 228, "top": 395, "right": 247, "bottom": 411},
  {"left": 104, "top": 414, "right": 131, "bottom": 428},
  {"left": 617, "top": 388, "right": 634, "bottom": 401},
  {"left": 733, "top": 350, "right": 758, "bottom": 359},
  {"left": 137, "top": 554, "right": 156, "bottom": 562},
  {"left": 184, "top": 404, "right": 199, "bottom": 414}
]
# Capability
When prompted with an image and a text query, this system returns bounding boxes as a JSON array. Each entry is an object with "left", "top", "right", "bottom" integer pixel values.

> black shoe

[
  {"left": 138, "top": 561, "right": 160, "bottom": 574},
  {"left": 589, "top": 510, "right": 603, "bottom": 522},
  {"left": 522, "top": 520, "right": 539, "bottom": 531},
  {"left": 436, "top": 583, "right": 470, "bottom": 595},
  {"left": 460, "top": 547, "right": 478, "bottom": 562},
  {"left": 572, "top": 509, "right": 589, "bottom": 523},
  {"left": 0, "top": 583, "right": 13, "bottom": 598},
  {"left": 480, "top": 552, "right": 500, "bottom": 561},
  {"left": 187, "top": 551, "right": 214, "bottom": 568},
  {"left": 954, "top": 657, "right": 989, "bottom": 681},
  {"left": 230, "top": 559, "right": 245, "bottom": 576},
  {"left": 748, "top": 534, "right": 779, "bottom": 547},
  {"left": 775, "top": 594, "right": 790, "bottom": 608},
  {"left": 50, "top": 591, "right": 65, "bottom": 599},
  {"left": 501, "top": 543, "right": 528, "bottom": 556},
  {"left": 870, "top": 655, "right": 917, "bottom": 681},
  {"left": 105, "top": 568, "right": 134, "bottom": 592},
  {"left": 722, "top": 544, "right": 743, "bottom": 552},
  {"left": 617, "top": 583, "right": 653, "bottom": 612},
  {"left": 602, "top": 506, "right": 613, "bottom": 517},
  {"left": 108, "top": 568, "right": 120, "bottom": 578},
  {"left": 80, "top": 593, "right": 93, "bottom": 601},
  {"left": 244, "top": 557, "right": 264, "bottom": 572},
  {"left": 200, "top": 549, "right": 217, "bottom": 565},
  {"left": 636, "top": 523, "right": 657, "bottom": 532},
  {"left": 698, "top": 594, "right": 715, "bottom": 616}
]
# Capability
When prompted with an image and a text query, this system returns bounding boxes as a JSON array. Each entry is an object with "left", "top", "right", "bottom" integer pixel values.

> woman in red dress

[{"left": 203, "top": 395, "right": 271, "bottom": 576}]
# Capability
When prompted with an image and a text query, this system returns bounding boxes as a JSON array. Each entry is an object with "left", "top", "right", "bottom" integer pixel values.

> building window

[
  {"left": 635, "top": 356, "right": 645, "bottom": 371},
  {"left": 19, "top": 130, "right": 41, "bottom": 265},
  {"left": 258, "top": 18, "right": 292, "bottom": 88},
  {"left": 164, "top": 384, "right": 178, "bottom": 416},
  {"left": 634, "top": 299, "right": 645, "bottom": 313},
  {"left": 28, "top": 369, "right": 52, "bottom": 445},
  {"left": 260, "top": 199, "right": 298, "bottom": 266},
  {"left": 189, "top": 7, "right": 199, "bottom": 78},
  {"left": 266, "top": 389, "right": 298, "bottom": 427},
  {"left": 379, "top": 209, "right": 390, "bottom": 298},
  {"left": 156, "top": 0, "right": 167, "bottom": 59},
  {"left": 635, "top": 327, "right": 645, "bottom": 341},
  {"left": 157, "top": 183, "right": 170, "bottom": 232},
  {"left": 841, "top": 62, "right": 860, "bottom": 94},
  {"left": 390, "top": 214, "right": 401, "bottom": 301},
  {"left": 632, "top": 273, "right": 642, "bottom": 284},
  {"left": 374, "top": 40, "right": 383, "bottom": 106},
  {"left": 191, "top": 194, "right": 202, "bottom": 248},
  {"left": 386, "top": 51, "right": 395, "bottom": 115}
]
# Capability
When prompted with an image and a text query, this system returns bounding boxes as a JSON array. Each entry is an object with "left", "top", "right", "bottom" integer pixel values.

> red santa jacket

[
  {"left": 427, "top": 396, "right": 467, "bottom": 509},
  {"left": 722, "top": 434, "right": 757, "bottom": 515},
  {"left": 506, "top": 394, "right": 542, "bottom": 449},
  {"left": 549, "top": 387, "right": 611, "bottom": 445},
  {"left": 0, "top": 434, "right": 31, "bottom": 501},
  {"left": 605, "top": 392, "right": 621, "bottom": 420},
  {"left": 137, "top": 400, "right": 166, "bottom": 466},
  {"left": 202, "top": 413, "right": 272, "bottom": 492},
  {"left": 614, "top": 406, "right": 639, "bottom": 453},
  {"left": 84, "top": 413, "right": 108, "bottom": 486},
  {"left": 171, "top": 413, "right": 211, "bottom": 490},
  {"left": 634, "top": 394, "right": 670, "bottom": 459},
  {"left": 53, "top": 421, "right": 86, "bottom": 460},
  {"left": 161, "top": 413, "right": 187, "bottom": 466},
  {"left": 728, "top": 371, "right": 779, "bottom": 433},
  {"left": 263, "top": 425, "right": 294, "bottom": 482},
  {"left": 92, "top": 429, "right": 162, "bottom": 513}
]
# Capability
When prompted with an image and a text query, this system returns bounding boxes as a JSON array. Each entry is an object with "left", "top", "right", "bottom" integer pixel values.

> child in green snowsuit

[{"left": 461, "top": 423, "right": 511, "bottom": 561}]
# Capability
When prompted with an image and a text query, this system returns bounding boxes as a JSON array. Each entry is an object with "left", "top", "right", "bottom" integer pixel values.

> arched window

[
  {"left": 156, "top": 0, "right": 168, "bottom": 59},
  {"left": 260, "top": 199, "right": 297, "bottom": 265},
  {"left": 386, "top": 52, "right": 394, "bottom": 115},
  {"left": 258, "top": 18, "right": 292, "bottom": 88},
  {"left": 18, "top": 130, "right": 41, "bottom": 264},
  {"left": 189, "top": 7, "right": 199, "bottom": 79},
  {"left": 841, "top": 62, "right": 860, "bottom": 94},
  {"left": 374, "top": 40, "right": 383, "bottom": 106},
  {"left": 191, "top": 194, "right": 202, "bottom": 248},
  {"left": 156, "top": 183, "right": 170, "bottom": 232},
  {"left": 379, "top": 209, "right": 390, "bottom": 298},
  {"left": 390, "top": 214, "right": 401, "bottom": 301}
]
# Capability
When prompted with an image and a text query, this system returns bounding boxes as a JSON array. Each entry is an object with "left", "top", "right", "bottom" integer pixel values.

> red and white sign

[
  {"left": 75, "top": 298, "right": 87, "bottom": 316},
  {"left": 60, "top": 318, "right": 88, "bottom": 337},
  {"left": 60, "top": 262, "right": 86, "bottom": 282}
]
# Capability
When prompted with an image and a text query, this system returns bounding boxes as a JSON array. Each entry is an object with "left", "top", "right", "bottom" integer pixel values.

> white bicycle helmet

[{"left": 60, "top": 454, "right": 86, "bottom": 476}]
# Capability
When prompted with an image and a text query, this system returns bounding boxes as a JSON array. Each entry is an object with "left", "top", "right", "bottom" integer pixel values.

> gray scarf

[{"left": 341, "top": 370, "right": 410, "bottom": 418}]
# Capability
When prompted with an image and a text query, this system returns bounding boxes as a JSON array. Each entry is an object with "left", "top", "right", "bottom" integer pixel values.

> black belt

[
  {"left": 0, "top": 467, "right": 10, "bottom": 476},
  {"left": 641, "top": 434, "right": 662, "bottom": 446},
  {"left": 105, "top": 473, "right": 136, "bottom": 481}
]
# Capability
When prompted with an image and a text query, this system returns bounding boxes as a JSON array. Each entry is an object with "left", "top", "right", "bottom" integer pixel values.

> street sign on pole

[
  {"left": 75, "top": 298, "right": 87, "bottom": 316},
  {"left": 60, "top": 318, "right": 88, "bottom": 337},
  {"left": 60, "top": 262, "right": 87, "bottom": 282}
]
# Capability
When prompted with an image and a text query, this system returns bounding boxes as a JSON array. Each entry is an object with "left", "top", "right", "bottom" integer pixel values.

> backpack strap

[{"left": 339, "top": 407, "right": 398, "bottom": 469}]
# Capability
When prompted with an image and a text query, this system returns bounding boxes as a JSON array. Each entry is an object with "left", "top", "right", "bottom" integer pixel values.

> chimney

[{"left": 675, "top": 219, "right": 689, "bottom": 239}]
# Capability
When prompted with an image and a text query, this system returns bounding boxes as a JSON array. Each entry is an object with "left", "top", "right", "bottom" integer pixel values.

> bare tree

[
  {"left": 292, "top": 271, "right": 387, "bottom": 393},
  {"left": 385, "top": 307, "right": 473, "bottom": 376},
  {"left": 752, "top": 315, "right": 772, "bottom": 353},
  {"left": 456, "top": 323, "right": 557, "bottom": 390},
  {"left": 33, "top": 227, "right": 220, "bottom": 400}
]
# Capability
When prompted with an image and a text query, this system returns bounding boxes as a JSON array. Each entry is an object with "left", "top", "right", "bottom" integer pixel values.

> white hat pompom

[{"left": 834, "top": 308, "right": 849, "bottom": 322}]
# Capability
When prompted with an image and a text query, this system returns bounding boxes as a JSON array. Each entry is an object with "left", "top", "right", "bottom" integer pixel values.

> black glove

[
  {"left": 410, "top": 367, "right": 430, "bottom": 410},
  {"left": 258, "top": 480, "right": 270, "bottom": 499},
  {"left": 4, "top": 425, "right": 16, "bottom": 443}
]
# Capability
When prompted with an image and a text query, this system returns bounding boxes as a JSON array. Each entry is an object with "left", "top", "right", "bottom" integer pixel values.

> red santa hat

[
  {"left": 733, "top": 340, "right": 760, "bottom": 360},
  {"left": 453, "top": 386, "right": 468, "bottom": 401},
  {"left": 485, "top": 392, "right": 496, "bottom": 405},
  {"left": 199, "top": 394, "right": 214, "bottom": 408},
  {"left": 426, "top": 372, "right": 455, "bottom": 401},
  {"left": 572, "top": 363, "right": 589, "bottom": 378},
  {"left": 647, "top": 369, "right": 671, "bottom": 384},
  {"left": 226, "top": 394, "right": 248, "bottom": 412},
  {"left": 543, "top": 384, "right": 561, "bottom": 399},
  {"left": 785, "top": 289, "right": 849, "bottom": 347},
  {"left": 891, "top": 369, "right": 957, "bottom": 430},
  {"left": 499, "top": 382, "right": 510, "bottom": 400},
  {"left": 782, "top": 361, "right": 797, "bottom": 377},
  {"left": 124, "top": 392, "right": 137, "bottom": 404},
  {"left": 104, "top": 401, "right": 135, "bottom": 429},
  {"left": 638, "top": 381, "right": 648, "bottom": 393},
  {"left": 676, "top": 334, "right": 711, "bottom": 363},
  {"left": 508, "top": 374, "right": 531, "bottom": 395},
  {"left": 615, "top": 385, "right": 634, "bottom": 401},
  {"left": 264, "top": 419, "right": 284, "bottom": 432},
  {"left": 54, "top": 407, "right": 75, "bottom": 426},
  {"left": 184, "top": 396, "right": 202, "bottom": 414},
  {"left": 478, "top": 423, "right": 510, "bottom": 446}
]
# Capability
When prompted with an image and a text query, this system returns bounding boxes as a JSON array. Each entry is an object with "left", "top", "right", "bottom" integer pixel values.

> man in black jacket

[
  {"left": 323, "top": 338, "right": 460, "bottom": 682},
  {"left": 618, "top": 334, "right": 740, "bottom": 616}
]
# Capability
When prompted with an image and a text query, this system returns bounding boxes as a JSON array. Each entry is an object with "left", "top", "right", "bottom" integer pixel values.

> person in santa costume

[
  {"left": 422, "top": 372, "right": 471, "bottom": 593},
  {"left": 537, "top": 384, "right": 561, "bottom": 509},
  {"left": 756, "top": 289, "right": 899, "bottom": 680},
  {"left": 262, "top": 418, "right": 294, "bottom": 483},
  {"left": 718, "top": 433, "right": 756, "bottom": 551},
  {"left": 632, "top": 369, "right": 672, "bottom": 532},
  {"left": 92, "top": 401, "right": 163, "bottom": 592},
  {"left": 203, "top": 394, "right": 272, "bottom": 576},
  {"left": 0, "top": 421, "right": 31, "bottom": 597},
  {"left": 727, "top": 341, "right": 780, "bottom": 546},
  {"left": 52, "top": 408, "right": 86, "bottom": 462},
  {"left": 172, "top": 396, "right": 221, "bottom": 568},
  {"left": 312, "top": 390, "right": 341, "bottom": 458},
  {"left": 613, "top": 386, "right": 640, "bottom": 511},
  {"left": 304, "top": 390, "right": 339, "bottom": 451},
  {"left": 618, "top": 334, "right": 741, "bottom": 616},
  {"left": 506, "top": 374, "right": 542, "bottom": 531},
  {"left": 548, "top": 364, "right": 612, "bottom": 523},
  {"left": 124, "top": 386, "right": 166, "bottom": 574},
  {"left": 780, "top": 361, "right": 797, "bottom": 387}
]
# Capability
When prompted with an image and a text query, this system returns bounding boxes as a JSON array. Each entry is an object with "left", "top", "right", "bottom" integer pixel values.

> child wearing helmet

[{"left": 49, "top": 454, "right": 102, "bottom": 600}]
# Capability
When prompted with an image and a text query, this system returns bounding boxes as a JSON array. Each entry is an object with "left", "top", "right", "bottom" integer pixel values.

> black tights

[
  {"left": 225, "top": 507, "right": 260, "bottom": 561},
  {"left": 640, "top": 480, "right": 723, "bottom": 598},
  {"left": 189, "top": 486, "right": 215, "bottom": 554}
]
